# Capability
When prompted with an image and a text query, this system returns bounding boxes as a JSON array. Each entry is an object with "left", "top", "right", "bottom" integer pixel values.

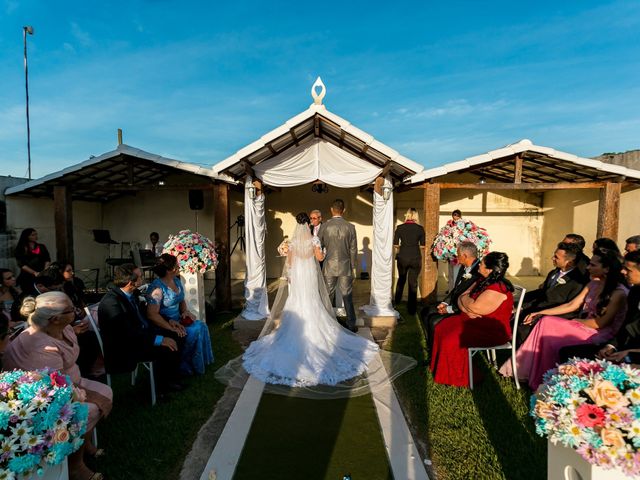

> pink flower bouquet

[
  {"left": 431, "top": 218, "right": 491, "bottom": 261},
  {"left": 531, "top": 358, "right": 640, "bottom": 476},
  {"left": 163, "top": 230, "right": 218, "bottom": 274}
]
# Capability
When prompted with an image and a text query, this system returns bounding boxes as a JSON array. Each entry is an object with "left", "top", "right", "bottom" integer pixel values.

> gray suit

[{"left": 319, "top": 216, "right": 358, "bottom": 329}]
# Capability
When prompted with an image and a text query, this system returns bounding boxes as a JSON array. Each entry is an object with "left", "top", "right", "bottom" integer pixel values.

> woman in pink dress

[
  {"left": 500, "top": 248, "right": 628, "bottom": 389},
  {"left": 3, "top": 292, "right": 112, "bottom": 480}
]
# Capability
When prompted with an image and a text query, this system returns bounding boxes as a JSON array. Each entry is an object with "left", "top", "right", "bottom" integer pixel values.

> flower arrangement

[
  {"left": 431, "top": 218, "right": 491, "bottom": 261},
  {"left": 0, "top": 369, "right": 88, "bottom": 478},
  {"left": 531, "top": 358, "right": 640, "bottom": 477},
  {"left": 276, "top": 237, "right": 289, "bottom": 257},
  {"left": 163, "top": 230, "right": 218, "bottom": 274}
]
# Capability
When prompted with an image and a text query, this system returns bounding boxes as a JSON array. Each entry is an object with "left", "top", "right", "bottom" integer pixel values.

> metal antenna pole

[{"left": 23, "top": 26, "right": 34, "bottom": 179}]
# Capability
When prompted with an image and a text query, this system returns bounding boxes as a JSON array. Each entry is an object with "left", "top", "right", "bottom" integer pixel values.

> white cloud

[{"left": 70, "top": 22, "right": 93, "bottom": 48}]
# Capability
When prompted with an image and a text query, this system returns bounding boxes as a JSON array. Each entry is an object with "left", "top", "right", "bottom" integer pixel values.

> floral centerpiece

[
  {"left": 531, "top": 358, "right": 640, "bottom": 477},
  {"left": 431, "top": 218, "right": 491, "bottom": 261},
  {"left": 163, "top": 230, "right": 218, "bottom": 274},
  {"left": 0, "top": 369, "right": 88, "bottom": 478}
]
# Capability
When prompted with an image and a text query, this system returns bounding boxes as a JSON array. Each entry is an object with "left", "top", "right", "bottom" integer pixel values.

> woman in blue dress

[{"left": 146, "top": 254, "right": 214, "bottom": 375}]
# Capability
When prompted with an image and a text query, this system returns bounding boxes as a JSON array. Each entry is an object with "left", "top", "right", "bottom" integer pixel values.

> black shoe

[{"left": 348, "top": 325, "right": 358, "bottom": 333}]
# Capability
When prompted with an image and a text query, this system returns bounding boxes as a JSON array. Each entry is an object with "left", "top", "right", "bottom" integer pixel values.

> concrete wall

[
  {"left": 5, "top": 173, "right": 639, "bottom": 286},
  {"left": 395, "top": 173, "right": 544, "bottom": 281},
  {"left": 539, "top": 186, "right": 640, "bottom": 274},
  {"left": 5, "top": 197, "right": 103, "bottom": 271},
  {"left": 254, "top": 185, "right": 374, "bottom": 279}
]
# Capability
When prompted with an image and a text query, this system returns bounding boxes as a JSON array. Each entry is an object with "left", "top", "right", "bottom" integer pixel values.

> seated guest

[
  {"left": 13, "top": 266, "right": 65, "bottom": 324},
  {"left": 147, "top": 254, "right": 214, "bottom": 375},
  {"left": 592, "top": 237, "right": 621, "bottom": 256},
  {"left": 20, "top": 265, "right": 65, "bottom": 297},
  {"left": 14, "top": 228, "right": 51, "bottom": 293},
  {"left": 50, "top": 262, "right": 101, "bottom": 378},
  {"left": 59, "top": 262, "right": 87, "bottom": 309},
  {"left": 0, "top": 268, "right": 21, "bottom": 325},
  {"left": 500, "top": 248, "right": 628, "bottom": 389},
  {"left": 98, "top": 264, "right": 183, "bottom": 393},
  {"left": 517, "top": 242, "right": 588, "bottom": 343},
  {"left": 562, "top": 233, "right": 590, "bottom": 277},
  {"left": 560, "top": 251, "right": 640, "bottom": 364},
  {"left": 625, "top": 235, "right": 640, "bottom": 255},
  {"left": 3, "top": 292, "right": 112, "bottom": 480},
  {"left": 421, "top": 241, "right": 480, "bottom": 349},
  {"left": 430, "top": 252, "right": 514, "bottom": 387}
]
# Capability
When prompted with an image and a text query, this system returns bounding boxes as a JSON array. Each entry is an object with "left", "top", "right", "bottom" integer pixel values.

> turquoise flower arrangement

[
  {"left": 531, "top": 358, "right": 640, "bottom": 477},
  {"left": 163, "top": 230, "right": 219, "bottom": 274},
  {"left": 0, "top": 369, "right": 88, "bottom": 478}
]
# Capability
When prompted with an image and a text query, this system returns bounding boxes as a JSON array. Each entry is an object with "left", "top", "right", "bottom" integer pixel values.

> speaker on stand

[{"left": 189, "top": 189, "right": 204, "bottom": 231}]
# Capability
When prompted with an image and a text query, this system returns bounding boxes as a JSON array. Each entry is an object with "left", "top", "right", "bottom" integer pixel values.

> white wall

[
  {"left": 395, "top": 173, "right": 544, "bottom": 279},
  {"left": 6, "top": 197, "right": 103, "bottom": 271}
]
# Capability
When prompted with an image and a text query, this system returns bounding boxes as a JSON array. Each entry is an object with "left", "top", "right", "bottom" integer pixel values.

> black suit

[
  {"left": 420, "top": 260, "right": 481, "bottom": 350},
  {"left": 98, "top": 287, "right": 181, "bottom": 388},
  {"left": 560, "top": 286, "right": 640, "bottom": 363},
  {"left": 393, "top": 222, "right": 425, "bottom": 314},
  {"left": 517, "top": 267, "right": 588, "bottom": 344}
]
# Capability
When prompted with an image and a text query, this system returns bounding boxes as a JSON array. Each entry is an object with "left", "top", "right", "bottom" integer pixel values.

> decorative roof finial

[{"left": 311, "top": 77, "right": 326, "bottom": 105}]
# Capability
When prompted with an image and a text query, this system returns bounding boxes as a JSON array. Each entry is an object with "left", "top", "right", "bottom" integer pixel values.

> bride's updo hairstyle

[
  {"left": 152, "top": 253, "right": 178, "bottom": 277},
  {"left": 471, "top": 251, "right": 514, "bottom": 295},
  {"left": 296, "top": 212, "right": 310, "bottom": 225}
]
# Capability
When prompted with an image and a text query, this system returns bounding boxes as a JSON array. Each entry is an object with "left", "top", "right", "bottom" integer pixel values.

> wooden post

[
  {"left": 214, "top": 182, "right": 232, "bottom": 311},
  {"left": 597, "top": 182, "right": 621, "bottom": 240},
  {"left": 421, "top": 183, "right": 440, "bottom": 303},
  {"left": 514, "top": 156, "right": 523, "bottom": 184},
  {"left": 53, "top": 185, "right": 74, "bottom": 265}
]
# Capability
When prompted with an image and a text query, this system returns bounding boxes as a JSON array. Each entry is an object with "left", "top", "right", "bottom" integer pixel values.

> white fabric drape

[
  {"left": 253, "top": 138, "right": 382, "bottom": 187},
  {"left": 241, "top": 176, "right": 270, "bottom": 320},
  {"left": 362, "top": 176, "right": 399, "bottom": 318}
]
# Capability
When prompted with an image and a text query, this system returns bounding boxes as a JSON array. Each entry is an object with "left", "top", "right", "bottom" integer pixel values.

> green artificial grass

[
  {"left": 96, "top": 311, "right": 243, "bottom": 480},
  {"left": 388, "top": 305, "right": 546, "bottom": 480},
  {"left": 233, "top": 392, "right": 392, "bottom": 480}
]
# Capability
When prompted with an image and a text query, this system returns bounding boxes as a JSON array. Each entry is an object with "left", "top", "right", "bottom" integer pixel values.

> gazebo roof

[
  {"left": 407, "top": 139, "right": 640, "bottom": 185},
  {"left": 212, "top": 102, "right": 424, "bottom": 184},
  {"left": 5, "top": 144, "right": 222, "bottom": 202}
]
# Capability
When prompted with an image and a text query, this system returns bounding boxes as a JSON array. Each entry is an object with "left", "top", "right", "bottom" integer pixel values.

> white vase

[
  {"left": 180, "top": 271, "right": 205, "bottom": 322},
  {"left": 24, "top": 460, "right": 69, "bottom": 480},
  {"left": 547, "top": 440, "right": 633, "bottom": 480}
]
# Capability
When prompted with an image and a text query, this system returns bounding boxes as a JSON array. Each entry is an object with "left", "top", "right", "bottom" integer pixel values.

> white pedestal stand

[
  {"left": 181, "top": 271, "right": 205, "bottom": 321},
  {"left": 547, "top": 440, "right": 632, "bottom": 480},
  {"left": 25, "top": 460, "right": 69, "bottom": 479}
]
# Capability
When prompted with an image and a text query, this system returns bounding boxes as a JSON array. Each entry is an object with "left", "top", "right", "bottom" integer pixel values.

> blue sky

[{"left": 1, "top": 0, "right": 639, "bottom": 178}]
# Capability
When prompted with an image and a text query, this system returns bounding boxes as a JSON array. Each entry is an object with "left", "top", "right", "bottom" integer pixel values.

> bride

[{"left": 216, "top": 212, "right": 415, "bottom": 396}]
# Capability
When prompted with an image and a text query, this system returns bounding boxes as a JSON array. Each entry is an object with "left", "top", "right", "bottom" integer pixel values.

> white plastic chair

[
  {"left": 468, "top": 284, "right": 526, "bottom": 390},
  {"left": 85, "top": 304, "right": 156, "bottom": 406}
]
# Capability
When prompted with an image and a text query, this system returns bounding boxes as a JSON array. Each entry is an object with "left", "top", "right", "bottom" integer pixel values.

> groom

[{"left": 319, "top": 199, "right": 358, "bottom": 332}]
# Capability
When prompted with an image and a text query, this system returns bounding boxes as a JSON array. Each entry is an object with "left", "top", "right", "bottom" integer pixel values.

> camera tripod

[{"left": 230, "top": 214, "right": 246, "bottom": 254}]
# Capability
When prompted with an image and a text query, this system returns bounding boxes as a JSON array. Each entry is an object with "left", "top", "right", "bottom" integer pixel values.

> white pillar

[
  {"left": 363, "top": 175, "right": 399, "bottom": 317},
  {"left": 240, "top": 176, "right": 270, "bottom": 320}
]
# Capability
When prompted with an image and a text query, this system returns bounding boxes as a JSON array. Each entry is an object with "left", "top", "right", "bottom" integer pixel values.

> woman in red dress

[{"left": 430, "top": 251, "right": 514, "bottom": 387}]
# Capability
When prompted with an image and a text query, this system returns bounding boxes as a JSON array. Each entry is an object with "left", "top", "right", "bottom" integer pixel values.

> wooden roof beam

[{"left": 436, "top": 181, "right": 607, "bottom": 190}]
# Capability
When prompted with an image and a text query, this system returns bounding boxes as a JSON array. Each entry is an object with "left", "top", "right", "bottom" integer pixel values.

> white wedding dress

[
  {"left": 216, "top": 222, "right": 416, "bottom": 398},
  {"left": 242, "top": 223, "right": 379, "bottom": 387}
]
